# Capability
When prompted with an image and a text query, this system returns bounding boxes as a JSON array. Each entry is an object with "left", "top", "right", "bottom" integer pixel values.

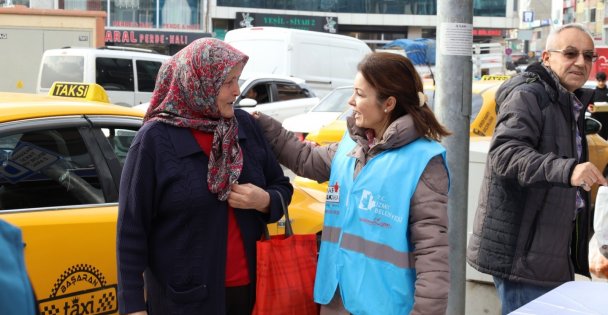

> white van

[
  {"left": 37, "top": 47, "right": 170, "bottom": 106},
  {"left": 224, "top": 27, "right": 371, "bottom": 97}
]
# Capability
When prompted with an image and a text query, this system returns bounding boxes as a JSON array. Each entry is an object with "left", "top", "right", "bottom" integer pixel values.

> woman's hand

[{"left": 228, "top": 183, "right": 270, "bottom": 213}]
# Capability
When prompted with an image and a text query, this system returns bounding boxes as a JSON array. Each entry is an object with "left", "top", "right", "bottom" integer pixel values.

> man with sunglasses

[{"left": 467, "top": 23, "right": 607, "bottom": 314}]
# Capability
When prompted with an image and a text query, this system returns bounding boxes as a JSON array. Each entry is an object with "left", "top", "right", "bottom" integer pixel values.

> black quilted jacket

[{"left": 467, "top": 62, "right": 595, "bottom": 286}]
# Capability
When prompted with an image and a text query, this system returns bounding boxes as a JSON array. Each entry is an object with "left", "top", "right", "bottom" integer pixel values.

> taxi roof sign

[
  {"left": 480, "top": 75, "right": 510, "bottom": 81},
  {"left": 49, "top": 82, "right": 110, "bottom": 103}
]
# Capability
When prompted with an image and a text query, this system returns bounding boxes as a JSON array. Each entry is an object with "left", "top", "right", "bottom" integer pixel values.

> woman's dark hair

[{"left": 357, "top": 52, "right": 451, "bottom": 141}]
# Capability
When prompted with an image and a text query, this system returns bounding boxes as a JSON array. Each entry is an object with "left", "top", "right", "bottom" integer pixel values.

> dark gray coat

[{"left": 467, "top": 63, "right": 594, "bottom": 286}]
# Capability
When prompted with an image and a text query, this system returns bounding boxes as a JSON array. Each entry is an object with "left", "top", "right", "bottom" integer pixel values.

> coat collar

[{"left": 165, "top": 121, "right": 249, "bottom": 158}]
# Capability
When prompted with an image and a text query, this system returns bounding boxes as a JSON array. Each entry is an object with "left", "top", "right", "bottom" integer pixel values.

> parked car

[
  {"left": 235, "top": 74, "right": 319, "bottom": 122},
  {"left": 282, "top": 86, "right": 353, "bottom": 140},
  {"left": 37, "top": 46, "right": 170, "bottom": 107},
  {"left": 135, "top": 74, "right": 319, "bottom": 123},
  {"left": 0, "top": 82, "right": 321, "bottom": 314}
]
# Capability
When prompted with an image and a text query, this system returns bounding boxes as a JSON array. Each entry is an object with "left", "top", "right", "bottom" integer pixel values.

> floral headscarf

[{"left": 144, "top": 38, "right": 249, "bottom": 201}]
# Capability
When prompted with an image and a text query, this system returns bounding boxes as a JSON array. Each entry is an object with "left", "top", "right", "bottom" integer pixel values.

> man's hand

[
  {"left": 228, "top": 183, "right": 270, "bottom": 213},
  {"left": 570, "top": 162, "right": 608, "bottom": 191}
]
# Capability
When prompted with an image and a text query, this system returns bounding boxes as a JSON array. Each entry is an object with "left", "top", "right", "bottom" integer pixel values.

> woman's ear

[{"left": 384, "top": 96, "right": 396, "bottom": 113}]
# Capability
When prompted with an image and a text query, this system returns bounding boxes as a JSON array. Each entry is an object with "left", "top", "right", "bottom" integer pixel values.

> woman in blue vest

[{"left": 254, "top": 52, "right": 451, "bottom": 315}]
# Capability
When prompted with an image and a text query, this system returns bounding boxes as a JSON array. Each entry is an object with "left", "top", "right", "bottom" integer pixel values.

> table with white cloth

[{"left": 510, "top": 281, "right": 608, "bottom": 314}]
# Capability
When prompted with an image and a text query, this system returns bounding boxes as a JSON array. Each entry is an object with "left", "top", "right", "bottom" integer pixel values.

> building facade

[{"left": 2, "top": 0, "right": 522, "bottom": 53}]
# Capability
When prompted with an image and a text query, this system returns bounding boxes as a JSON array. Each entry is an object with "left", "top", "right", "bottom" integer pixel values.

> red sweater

[{"left": 191, "top": 129, "right": 250, "bottom": 287}]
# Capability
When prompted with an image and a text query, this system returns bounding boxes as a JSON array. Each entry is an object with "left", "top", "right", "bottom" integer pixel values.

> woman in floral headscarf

[{"left": 117, "top": 38, "right": 292, "bottom": 315}]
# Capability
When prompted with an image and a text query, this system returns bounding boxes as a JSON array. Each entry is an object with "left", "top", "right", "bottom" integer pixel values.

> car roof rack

[{"left": 99, "top": 46, "right": 159, "bottom": 54}]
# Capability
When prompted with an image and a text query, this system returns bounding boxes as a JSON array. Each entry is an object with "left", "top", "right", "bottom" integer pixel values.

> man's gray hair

[{"left": 545, "top": 23, "right": 594, "bottom": 50}]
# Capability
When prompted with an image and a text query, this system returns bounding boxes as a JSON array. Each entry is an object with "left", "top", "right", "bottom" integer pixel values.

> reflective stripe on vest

[{"left": 322, "top": 227, "right": 415, "bottom": 268}]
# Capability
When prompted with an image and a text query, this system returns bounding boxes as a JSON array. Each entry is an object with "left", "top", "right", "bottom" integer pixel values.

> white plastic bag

[
  {"left": 594, "top": 186, "right": 608, "bottom": 255},
  {"left": 590, "top": 186, "right": 608, "bottom": 278}
]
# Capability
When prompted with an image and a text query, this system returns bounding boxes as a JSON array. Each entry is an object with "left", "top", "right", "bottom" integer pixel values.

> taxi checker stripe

[
  {"left": 321, "top": 226, "right": 341, "bottom": 243},
  {"left": 340, "top": 233, "right": 415, "bottom": 269}
]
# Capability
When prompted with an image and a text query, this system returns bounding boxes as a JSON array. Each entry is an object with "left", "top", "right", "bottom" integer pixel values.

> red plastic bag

[{"left": 252, "top": 195, "right": 319, "bottom": 315}]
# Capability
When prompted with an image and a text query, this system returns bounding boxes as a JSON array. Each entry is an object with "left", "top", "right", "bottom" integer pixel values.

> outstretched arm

[{"left": 254, "top": 112, "right": 337, "bottom": 183}]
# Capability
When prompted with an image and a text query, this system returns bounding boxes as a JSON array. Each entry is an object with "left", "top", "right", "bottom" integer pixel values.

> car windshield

[
  {"left": 312, "top": 88, "right": 353, "bottom": 112},
  {"left": 40, "top": 55, "right": 84, "bottom": 89}
]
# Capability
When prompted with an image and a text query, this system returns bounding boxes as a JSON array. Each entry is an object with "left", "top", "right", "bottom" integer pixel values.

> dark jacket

[
  {"left": 467, "top": 62, "right": 594, "bottom": 286},
  {"left": 117, "top": 109, "right": 293, "bottom": 314},
  {"left": 594, "top": 86, "right": 608, "bottom": 103}
]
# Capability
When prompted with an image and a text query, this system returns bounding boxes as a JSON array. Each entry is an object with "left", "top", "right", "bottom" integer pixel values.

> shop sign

[
  {"left": 472, "top": 29, "right": 503, "bottom": 37},
  {"left": 234, "top": 12, "right": 338, "bottom": 33},
  {"left": 104, "top": 29, "right": 211, "bottom": 45}
]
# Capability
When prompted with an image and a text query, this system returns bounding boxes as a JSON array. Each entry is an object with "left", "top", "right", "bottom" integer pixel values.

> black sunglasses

[{"left": 548, "top": 48, "right": 598, "bottom": 62}]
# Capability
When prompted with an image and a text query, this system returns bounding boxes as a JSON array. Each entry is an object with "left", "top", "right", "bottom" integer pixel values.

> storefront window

[
  {"left": 64, "top": 0, "right": 87, "bottom": 10},
  {"left": 473, "top": 0, "right": 506, "bottom": 17},
  {"left": 217, "top": 0, "right": 506, "bottom": 17},
  {"left": 110, "top": 0, "right": 156, "bottom": 28},
  {"left": 159, "top": 0, "right": 200, "bottom": 29},
  {"left": 107, "top": 0, "right": 201, "bottom": 29}
]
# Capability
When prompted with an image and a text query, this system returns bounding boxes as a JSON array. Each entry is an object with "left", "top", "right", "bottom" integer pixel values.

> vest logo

[
  {"left": 326, "top": 181, "right": 340, "bottom": 203},
  {"left": 357, "top": 190, "right": 404, "bottom": 224},
  {"left": 38, "top": 264, "right": 117, "bottom": 315},
  {"left": 358, "top": 189, "right": 376, "bottom": 211}
]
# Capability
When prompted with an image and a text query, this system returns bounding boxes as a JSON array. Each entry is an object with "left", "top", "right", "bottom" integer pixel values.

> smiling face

[
  {"left": 216, "top": 62, "right": 244, "bottom": 119},
  {"left": 348, "top": 72, "right": 392, "bottom": 137},
  {"left": 542, "top": 27, "right": 594, "bottom": 92}
]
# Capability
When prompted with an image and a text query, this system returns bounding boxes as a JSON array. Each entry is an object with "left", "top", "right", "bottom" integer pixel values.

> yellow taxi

[
  {"left": 0, "top": 83, "right": 143, "bottom": 314},
  {"left": 0, "top": 83, "right": 320, "bottom": 314}
]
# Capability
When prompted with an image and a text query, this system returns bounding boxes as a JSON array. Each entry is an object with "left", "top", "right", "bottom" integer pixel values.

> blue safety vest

[{"left": 314, "top": 135, "right": 447, "bottom": 315}]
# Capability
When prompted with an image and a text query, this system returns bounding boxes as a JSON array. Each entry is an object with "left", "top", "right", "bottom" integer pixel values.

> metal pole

[{"left": 436, "top": 0, "right": 473, "bottom": 314}]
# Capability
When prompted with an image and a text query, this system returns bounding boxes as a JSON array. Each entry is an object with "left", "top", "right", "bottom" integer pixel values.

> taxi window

[
  {"left": 471, "top": 93, "right": 483, "bottom": 123},
  {"left": 40, "top": 56, "right": 84, "bottom": 89},
  {"left": 0, "top": 128, "right": 104, "bottom": 210},
  {"left": 101, "top": 127, "right": 138, "bottom": 166}
]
